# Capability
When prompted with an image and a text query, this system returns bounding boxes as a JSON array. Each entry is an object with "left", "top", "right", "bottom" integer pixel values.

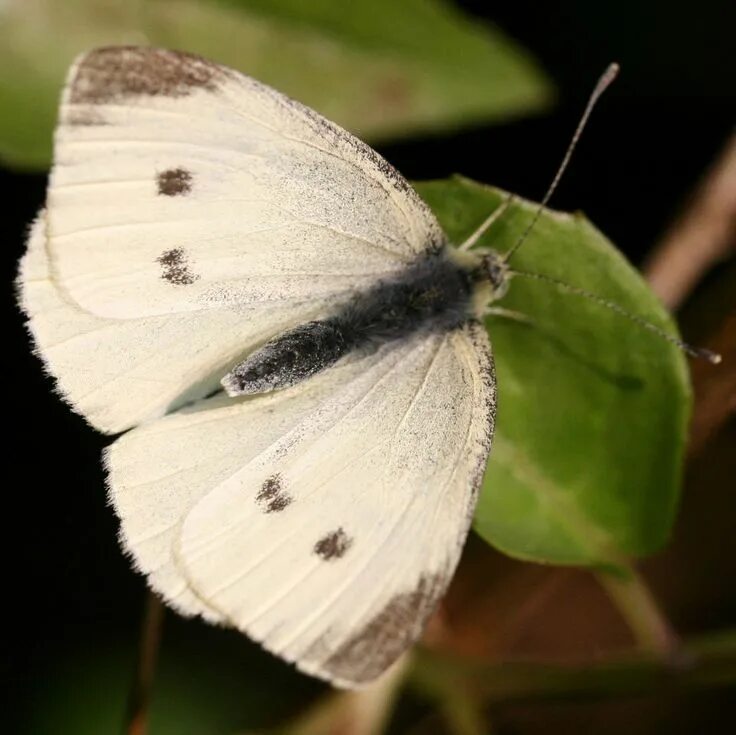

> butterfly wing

[
  {"left": 21, "top": 211, "right": 298, "bottom": 434},
  {"left": 20, "top": 47, "right": 444, "bottom": 433},
  {"left": 107, "top": 323, "right": 495, "bottom": 685}
]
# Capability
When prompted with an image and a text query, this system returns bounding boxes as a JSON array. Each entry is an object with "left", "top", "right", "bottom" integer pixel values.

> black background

[{"left": 3, "top": 1, "right": 734, "bottom": 732}]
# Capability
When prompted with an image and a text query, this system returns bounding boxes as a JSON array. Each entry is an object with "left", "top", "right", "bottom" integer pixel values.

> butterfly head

[{"left": 479, "top": 250, "right": 510, "bottom": 301}]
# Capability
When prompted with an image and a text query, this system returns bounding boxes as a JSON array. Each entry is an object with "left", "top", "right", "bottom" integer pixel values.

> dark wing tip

[
  {"left": 320, "top": 572, "right": 448, "bottom": 685},
  {"left": 66, "top": 46, "right": 227, "bottom": 105}
]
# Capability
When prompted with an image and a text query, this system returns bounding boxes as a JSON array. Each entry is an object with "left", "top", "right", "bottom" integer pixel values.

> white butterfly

[{"left": 17, "top": 46, "right": 504, "bottom": 688}]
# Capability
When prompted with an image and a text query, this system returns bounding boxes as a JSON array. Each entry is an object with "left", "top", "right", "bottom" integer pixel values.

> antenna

[
  {"left": 473, "top": 62, "right": 721, "bottom": 365},
  {"left": 502, "top": 63, "right": 620, "bottom": 264},
  {"left": 510, "top": 268, "right": 722, "bottom": 364}
]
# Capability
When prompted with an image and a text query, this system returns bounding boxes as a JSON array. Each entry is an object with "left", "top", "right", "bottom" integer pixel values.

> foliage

[
  {"left": 418, "top": 177, "right": 690, "bottom": 568},
  {"left": 0, "top": 0, "right": 551, "bottom": 168}
]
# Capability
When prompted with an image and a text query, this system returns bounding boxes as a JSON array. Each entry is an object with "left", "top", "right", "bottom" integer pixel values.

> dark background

[{"left": 3, "top": 1, "right": 734, "bottom": 732}]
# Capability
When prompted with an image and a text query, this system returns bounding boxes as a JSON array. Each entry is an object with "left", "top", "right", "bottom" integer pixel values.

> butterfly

[
  {"left": 18, "top": 46, "right": 504, "bottom": 687},
  {"left": 21, "top": 47, "right": 706, "bottom": 689}
]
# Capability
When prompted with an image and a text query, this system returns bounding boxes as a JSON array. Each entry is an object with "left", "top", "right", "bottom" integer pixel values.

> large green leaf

[
  {"left": 415, "top": 176, "right": 690, "bottom": 568},
  {"left": 0, "top": 0, "right": 551, "bottom": 169}
]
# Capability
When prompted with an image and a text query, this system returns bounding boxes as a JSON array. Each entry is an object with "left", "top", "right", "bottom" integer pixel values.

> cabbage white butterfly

[{"left": 17, "top": 47, "right": 716, "bottom": 688}]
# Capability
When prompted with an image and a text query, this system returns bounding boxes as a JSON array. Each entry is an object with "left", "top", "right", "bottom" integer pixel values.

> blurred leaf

[
  {"left": 0, "top": 0, "right": 552, "bottom": 169},
  {"left": 28, "top": 623, "right": 322, "bottom": 735},
  {"left": 416, "top": 176, "right": 690, "bottom": 568}
]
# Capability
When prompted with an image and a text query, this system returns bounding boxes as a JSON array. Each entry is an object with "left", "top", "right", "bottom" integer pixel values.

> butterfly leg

[{"left": 459, "top": 194, "right": 516, "bottom": 251}]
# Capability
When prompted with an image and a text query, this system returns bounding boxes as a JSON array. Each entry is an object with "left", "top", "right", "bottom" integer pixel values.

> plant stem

[
  {"left": 411, "top": 629, "right": 736, "bottom": 703},
  {"left": 344, "top": 655, "right": 409, "bottom": 735},
  {"left": 283, "top": 654, "right": 410, "bottom": 735},
  {"left": 124, "top": 591, "right": 165, "bottom": 735},
  {"left": 595, "top": 565, "right": 679, "bottom": 658},
  {"left": 437, "top": 684, "right": 489, "bottom": 735},
  {"left": 644, "top": 132, "right": 736, "bottom": 310}
]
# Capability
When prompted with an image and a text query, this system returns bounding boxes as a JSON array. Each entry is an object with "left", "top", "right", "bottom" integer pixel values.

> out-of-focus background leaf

[
  {"left": 0, "top": 0, "right": 551, "bottom": 169},
  {"left": 417, "top": 178, "right": 690, "bottom": 567},
  {"left": 25, "top": 620, "right": 324, "bottom": 735}
]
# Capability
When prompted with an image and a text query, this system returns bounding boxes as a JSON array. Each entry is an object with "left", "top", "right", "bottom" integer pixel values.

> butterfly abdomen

[
  {"left": 222, "top": 251, "right": 474, "bottom": 396},
  {"left": 341, "top": 252, "right": 473, "bottom": 344},
  {"left": 222, "top": 319, "right": 350, "bottom": 395}
]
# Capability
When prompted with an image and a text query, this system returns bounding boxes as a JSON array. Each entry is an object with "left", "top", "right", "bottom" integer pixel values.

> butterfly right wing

[
  {"left": 19, "top": 47, "right": 445, "bottom": 434},
  {"left": 107, "top": 323, "right": 495, "bottom": 677}
]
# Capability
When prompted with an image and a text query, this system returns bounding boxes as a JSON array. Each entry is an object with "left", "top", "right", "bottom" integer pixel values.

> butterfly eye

[{"left": 478, "top": 252, "right": 510, "bottom": 299}]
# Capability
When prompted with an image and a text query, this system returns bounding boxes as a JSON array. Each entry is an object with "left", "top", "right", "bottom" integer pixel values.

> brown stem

[
  {"left": 688, "top": 311, "right": 736, "bottom": 457},
  {"left": 278, "top": 654, "right": 410, "bottom": 735},
  {"left": 643, "top": 133, "right": 736, "bottom": 310},
  {"left": 124, "top": 591, "right": 165, "bottom": 735},
  {"left": 595, "top": 566, "right": 680, "bottom": 659}
]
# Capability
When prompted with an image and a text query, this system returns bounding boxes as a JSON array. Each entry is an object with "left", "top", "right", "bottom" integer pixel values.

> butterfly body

[{"left": 224, "top": 249, "right": 478, "bottom": 395}]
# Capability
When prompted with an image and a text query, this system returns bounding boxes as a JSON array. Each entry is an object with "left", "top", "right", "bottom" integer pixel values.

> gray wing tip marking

[
  {"left": 68, "top": 46, "right": 226, "bottom": 104},
  {"left": 320, "top": 572, "right": 447, "bottom": 684}
]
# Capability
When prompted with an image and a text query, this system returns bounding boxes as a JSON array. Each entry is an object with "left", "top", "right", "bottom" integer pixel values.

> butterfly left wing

[{"left": 108, "top": 322, "right": 495, "bottom": 686}]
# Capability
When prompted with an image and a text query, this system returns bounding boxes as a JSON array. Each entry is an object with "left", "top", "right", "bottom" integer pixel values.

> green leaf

[
  {"left": 0, "top": 0, "right": 552, "bottom": 169},
  {"left": 415, "top": 176, "right": 691, "bottom": 568}
]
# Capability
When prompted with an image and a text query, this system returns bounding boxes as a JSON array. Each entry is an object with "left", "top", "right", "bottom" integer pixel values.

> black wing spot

[
  {"left": 314, "top": 528, "right": 352, "bottom": 560},
  {"left": 157, "top": 168, "right": 192, "bottom": 196},
  {"left": 256, "top": 474, "right": 292, "bottom": 513},
  {"left": 156, "top": 248, "right": 199, "bottom": 285}
]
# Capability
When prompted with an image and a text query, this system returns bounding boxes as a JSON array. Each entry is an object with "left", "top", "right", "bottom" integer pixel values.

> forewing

[
  {"left": 46, "top": 46, "right": 444, "bottom": 319},
  {"left": 107, "top": 323, "right": 495, "bottom": 686}
]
